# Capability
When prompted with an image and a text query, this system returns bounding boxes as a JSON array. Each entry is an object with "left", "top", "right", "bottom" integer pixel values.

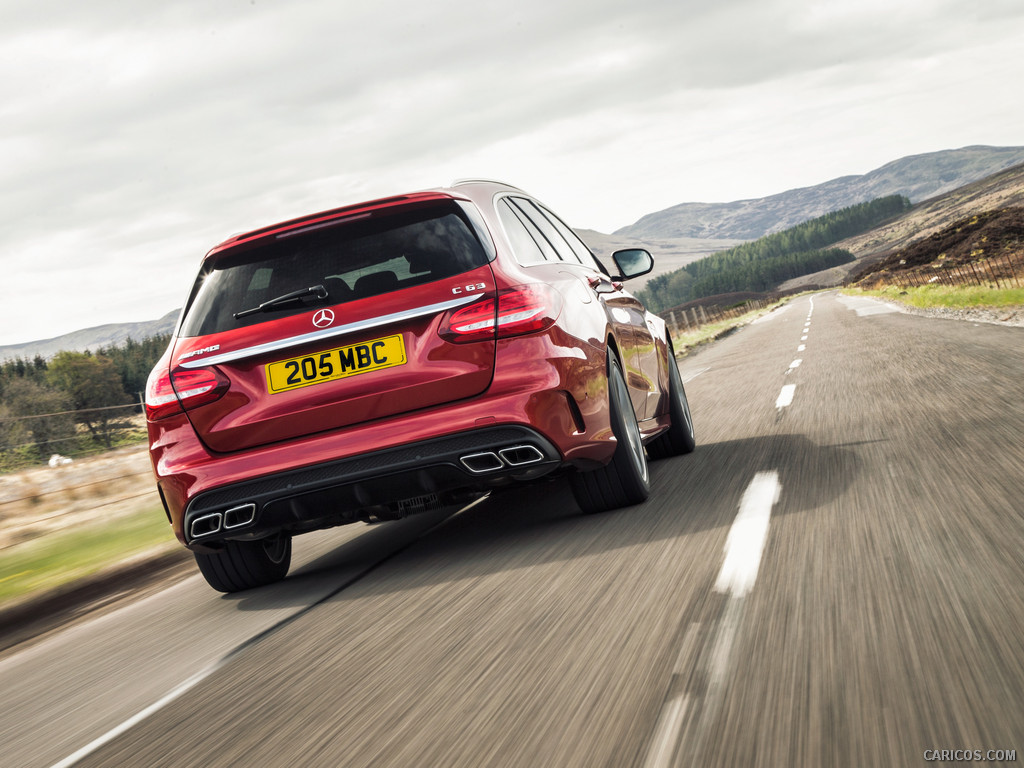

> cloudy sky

[{"left": 3, "top": 0, "right": 1023, "bottom": 346}]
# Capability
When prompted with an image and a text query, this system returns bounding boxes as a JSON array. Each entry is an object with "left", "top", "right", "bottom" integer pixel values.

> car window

[
  {"left": 179, "top": 201, "right": 491, "bottom": 337},
  {"left": 512, "top": 198, "right": 582, "bottom": 263},
  {"left": 498, "top": 198, "right": 559, "bottom": 264},
  {"left": 533, "top": 203, "right": 604, "bottom": 270}
]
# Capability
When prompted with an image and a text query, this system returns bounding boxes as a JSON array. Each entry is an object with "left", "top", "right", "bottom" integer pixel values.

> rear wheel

[
  {"left": 647, "top": 346, "right": 696, "bottom": 459},
  {"left": 194, "top": 532, "right": 292, "bottom": 593},
  {"left": 570, "top": 352, "right": 650, "bottom": 513}
]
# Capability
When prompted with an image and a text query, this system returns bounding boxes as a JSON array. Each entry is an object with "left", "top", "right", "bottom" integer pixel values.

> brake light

[
  {"left": 145, "top": 365, "right": 229, "bottom": 420},
  {"left": 440, "top": 284, "right": 562, "bottom": 343}
]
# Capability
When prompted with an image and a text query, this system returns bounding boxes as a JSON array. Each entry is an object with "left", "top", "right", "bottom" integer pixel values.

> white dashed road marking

[
  {"left": 714, "top": 471, "right": 782, "bottom": 597},
  {"left": 797, "top": 344, "right": 806, "bottom": 352},
  {"left": 775, "top": 384, "right": 796, "bottom": 408},
  {"left": 643, "top": 694, "right": 690, "bottom": 768},
  {"left": 645, "top": 473, "right": 783, "bottom": 766}
]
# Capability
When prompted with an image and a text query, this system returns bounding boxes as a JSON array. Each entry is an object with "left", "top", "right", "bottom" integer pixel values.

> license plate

[{"left": 266, "top": 334, "right": 406, "bottom": 394}]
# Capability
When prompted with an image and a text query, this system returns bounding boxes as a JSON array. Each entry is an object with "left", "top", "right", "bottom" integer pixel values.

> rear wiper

[{"left": 234, "top": 285, "right": 328, "bottom": 319}]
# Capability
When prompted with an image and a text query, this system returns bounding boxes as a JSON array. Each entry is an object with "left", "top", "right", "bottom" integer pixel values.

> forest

[
  {"left": 0, "top": 335, "right": 170, "bottom": 470},
  {"left": 637, "top": 195, "right": 911, "bottom": 311}
]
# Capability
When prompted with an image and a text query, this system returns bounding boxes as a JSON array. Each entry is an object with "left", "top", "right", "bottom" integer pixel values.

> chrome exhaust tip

[
  {"left": 190, "top": 512, "right": 223, "bottom": 539},
  {"left": 223, "top": 503, "right": 257, "bottom": 529},
  {"left": 498, "top": 445, "right": 545, "bottom": 466},
  {"left": 460, "top": 452, "right": 505, "bottom": 473}
]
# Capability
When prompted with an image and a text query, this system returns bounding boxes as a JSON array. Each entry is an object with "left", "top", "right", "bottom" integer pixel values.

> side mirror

[{"left": 611, "top": 248, "right": 654, "bottom": 280}]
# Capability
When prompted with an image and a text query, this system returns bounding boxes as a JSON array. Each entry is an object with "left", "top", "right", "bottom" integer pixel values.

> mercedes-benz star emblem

[{"left": 312, "top": 308, "right": 335, "bottom": 328}]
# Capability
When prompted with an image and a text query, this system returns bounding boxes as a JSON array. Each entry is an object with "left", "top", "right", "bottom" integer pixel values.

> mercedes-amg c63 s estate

[{"left": 145, "top": 180, "right": 695, "bottom": 592}]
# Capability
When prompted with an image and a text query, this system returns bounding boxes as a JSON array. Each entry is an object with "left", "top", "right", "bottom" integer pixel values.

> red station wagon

[{"left": 145, "top": 180, "right": 695, "bottom": 592}]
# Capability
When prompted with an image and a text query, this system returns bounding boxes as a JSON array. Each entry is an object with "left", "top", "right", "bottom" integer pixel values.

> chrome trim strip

[{"left": 178, "top": 294, "right": 478, "bottom": 369}]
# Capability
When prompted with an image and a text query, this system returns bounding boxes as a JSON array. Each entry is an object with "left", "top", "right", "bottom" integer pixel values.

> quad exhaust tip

[
  {"left": 460, "top": 451, "right": 505, "bottom": 474},
  {"left": 190, "top": 503, "right": 257, "bottom": 539},
  {"left": 223, "top": 503, "right": 257, "bottom": 529},
  {"left": 459, "top": 444, "right": 547, "bottom": 474},
  {"left": 498, "top": 445, "right": 545, "bottom": 466},
  {"left": 190, "top": 512, "right": 223, "bottom": 539}
]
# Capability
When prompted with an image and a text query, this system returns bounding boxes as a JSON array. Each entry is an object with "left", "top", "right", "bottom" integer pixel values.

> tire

[
  {"left": 647, "top": 346, "right": 696, "bottom": 459},
  {"left": 570, "top": 352, "right": 651, "bottom": 513},
  {"left": 194, "top": 532, "right": 292, "bottom": 593}
]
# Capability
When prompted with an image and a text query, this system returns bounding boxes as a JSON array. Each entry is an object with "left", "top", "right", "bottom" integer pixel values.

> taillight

[
  {"left": 440, "top": 284, "right": 562, "bottom": 343},
  {"left": 145, "top": 366, "right": 181, "bottom": 420},
  {"left": 145, "top": 365, "right": 229, "bottom": 420}
]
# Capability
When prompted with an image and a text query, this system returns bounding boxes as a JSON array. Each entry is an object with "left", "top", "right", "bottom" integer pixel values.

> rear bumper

[
  {"left": 149, "top": 330, "right": 618, "bottom": 548},
  {"left": 180, "top": 425, "right": 560, "bottom": 550}
]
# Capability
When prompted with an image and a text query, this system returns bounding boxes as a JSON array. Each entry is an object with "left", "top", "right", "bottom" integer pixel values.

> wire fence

[
  {"left": 662, "top": 299, "right": 772, "bottom": 334},
  {"left": 0, "top": 403, "right": 146, "bottom": 471},
  {"left": 0, "top": 453, "right": 159, "bottom": 550},
  {"left": 891, "top": 252, "right": 1023, "bottom": 290}
]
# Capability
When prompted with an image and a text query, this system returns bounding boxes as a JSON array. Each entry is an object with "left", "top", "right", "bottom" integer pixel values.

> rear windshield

[{"left": 179, "top": 200, "right": 492, "bottom": 337}]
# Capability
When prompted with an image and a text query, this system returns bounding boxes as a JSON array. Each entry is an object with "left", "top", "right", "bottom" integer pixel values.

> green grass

[
  {"left": 669, "top": 298, "right": 795, "bottom": 355},
  {"left": 847, "top": 284, "right": 1024, "bottom": 309},
  {"left": 0, "top": 506, "right": 177, "bottom": 605}
]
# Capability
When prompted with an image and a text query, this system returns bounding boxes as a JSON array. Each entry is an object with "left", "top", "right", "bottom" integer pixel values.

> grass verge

[
  {"left": 669, "top": 297, "right": 797, "bottom": 355},
  {"left": 0, "top": 506, "right": 177, "bottom": 606},
  {"left": 845, "top": 284, "right": 1024, "bottom": 309}
]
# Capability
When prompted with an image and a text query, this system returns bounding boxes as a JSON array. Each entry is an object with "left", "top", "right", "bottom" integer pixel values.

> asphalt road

[{"left": 3, "top": 292, "right": 1022, "bottom": 767}]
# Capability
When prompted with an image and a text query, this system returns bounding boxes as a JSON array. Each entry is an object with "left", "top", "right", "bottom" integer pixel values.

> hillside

[
  {"left": 575, "top": 229, "right": 747, "bottom": 291},
  {"left": 850, "top": 207, "right": 1024, "bottom": 288},
  {"left": 778, "top": 160, "right": 1024, "bottom": 290},
  {"left": 0, "top": 310, "right": 178, "bottom": 362},
  {"left": 618, "top": 145, "right": 1024, "bottom": 241}
]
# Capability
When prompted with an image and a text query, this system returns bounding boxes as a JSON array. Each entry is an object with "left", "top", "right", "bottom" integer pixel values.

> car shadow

[{"left": 222, "top": 432, "right": 863, "bottom": 611}]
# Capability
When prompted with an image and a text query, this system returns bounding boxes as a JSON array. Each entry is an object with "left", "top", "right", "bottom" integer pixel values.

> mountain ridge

[
  {"left": 617, "top": 145, "right": 1024, "bottom": 240},
  {"left": 8, "top": 145, "right": 1024, "bottom": 360},
  {"left": 0, "top": 311, "right": 178, "bottom": 363}
]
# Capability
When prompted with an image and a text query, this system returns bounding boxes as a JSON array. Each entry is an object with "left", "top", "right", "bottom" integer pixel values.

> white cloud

[{"left": 1, "top": 0, "right": 1023, "bottom": 345}]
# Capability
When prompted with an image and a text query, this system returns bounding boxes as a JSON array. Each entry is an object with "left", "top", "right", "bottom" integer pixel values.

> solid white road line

[
  {"left": 49, "top": 668, "right": 219, "bottom": 768},
  {"left": 681, "top": 366, "right": 709, "bottom": 383},
  {"left": 49, "top": 497, "right": 491, "bottom": 768},
  {"left": 714, "top": 471, "right": 782, "bottom": 597},
  {"left": 775, "top": 384, "right": 795, "bottom": 408}
]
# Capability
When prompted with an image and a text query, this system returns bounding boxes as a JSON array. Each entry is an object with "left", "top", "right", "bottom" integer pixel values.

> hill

[
  {"left": 617, "top": 145, "right": 1024, "bottom": 241},
  {"left": 7, "top": 146, "right": 1024, "bottom": 358},
  {"left": 0, "top": 311, "right": 178, "bottom": 362},
  {"left": 850, "top": 207, "right": 1024, "bottom": 288},
  {"left": 779, "top": 160, "right": 1024, "bottom": 290}
]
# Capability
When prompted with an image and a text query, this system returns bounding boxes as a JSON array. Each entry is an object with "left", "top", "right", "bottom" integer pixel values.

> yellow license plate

[{"left": 266, "top": 334, "right": 407, "bottom": 394}]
